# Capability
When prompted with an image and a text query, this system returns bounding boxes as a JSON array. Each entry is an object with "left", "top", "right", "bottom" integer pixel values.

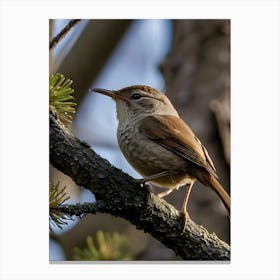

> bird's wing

[{"left": 139, "top": 115, "right": 217, "bottom": 177}]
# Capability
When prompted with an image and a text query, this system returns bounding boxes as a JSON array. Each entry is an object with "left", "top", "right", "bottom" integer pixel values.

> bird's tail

[{"left": 207, "top": 175, "right": 230, "bottom": 218}]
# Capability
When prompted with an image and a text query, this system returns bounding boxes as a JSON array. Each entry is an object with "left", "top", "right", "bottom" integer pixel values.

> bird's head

[{"left": 91, "top": 85, "right": 178, "bottom": 122}]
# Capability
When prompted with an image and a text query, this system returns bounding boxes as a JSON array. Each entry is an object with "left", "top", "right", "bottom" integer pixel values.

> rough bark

[{"left": 50, "top": 112, "right": 230, "bottom": 260}]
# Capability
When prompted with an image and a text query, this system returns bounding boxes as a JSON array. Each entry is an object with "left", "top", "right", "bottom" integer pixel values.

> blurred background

[{"left": 49, "top": 19, "right": 230, "bottom": 261}]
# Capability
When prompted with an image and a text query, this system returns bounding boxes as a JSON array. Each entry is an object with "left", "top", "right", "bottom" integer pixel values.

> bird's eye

[{"left": 131, "top": 93, "right": 142, "bottom": 100}]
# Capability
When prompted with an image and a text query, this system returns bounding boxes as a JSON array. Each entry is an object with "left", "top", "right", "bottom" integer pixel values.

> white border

[{"left": 0, "top": 0, "right": 279, "bottom": 279}]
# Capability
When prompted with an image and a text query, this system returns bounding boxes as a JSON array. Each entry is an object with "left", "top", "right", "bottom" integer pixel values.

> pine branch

[
  {"left": 73, "top": 231, "right": 132, "bottom": 260},
  {"left": 49, "top": 73, "right": 76, "bottom": 123},
  {"left": 49, "top": 181, "right": 73, "bottom": 229},
  {"left": 49, "top": 111, "right": 230, "bottom": 260}
]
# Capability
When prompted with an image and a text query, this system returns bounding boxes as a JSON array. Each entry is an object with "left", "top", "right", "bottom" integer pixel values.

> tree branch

[
  {"left": 49, "top": 112, "right": 230, "bottom": 260},
  {"left": 49, "top": 19, "right": 81, "bottom": 50},
  {"left": 51, "top": 201, "right": 109, "bottom": 217}
]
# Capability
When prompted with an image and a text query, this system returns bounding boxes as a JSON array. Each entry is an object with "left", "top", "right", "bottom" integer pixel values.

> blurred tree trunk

[
  {"left": 57, "top": 20, "right": 132, "bottom": 106},
  {"left": 160, "top": 20, "right": 230, "bottom": 242}
]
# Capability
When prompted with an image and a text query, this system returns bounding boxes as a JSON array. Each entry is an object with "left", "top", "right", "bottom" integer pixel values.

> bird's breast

[{"left": 117, "top": 120, "right": 194, "bottom": 189}]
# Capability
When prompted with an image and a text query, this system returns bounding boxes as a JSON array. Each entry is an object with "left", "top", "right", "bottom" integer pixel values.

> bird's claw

[{"left": 180, "top": 211, "right": 190, "bottom": 234}]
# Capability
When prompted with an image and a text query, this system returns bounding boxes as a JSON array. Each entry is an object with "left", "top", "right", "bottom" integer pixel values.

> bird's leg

[
  {"left": 134, "top": 171, "right": 170, "bottom": 203},
  {"left": 180, "top": 182, "right": 194, "bottom": 233},
  {"left": 157, "top": 188, "right": 174, "bottom": 198}
]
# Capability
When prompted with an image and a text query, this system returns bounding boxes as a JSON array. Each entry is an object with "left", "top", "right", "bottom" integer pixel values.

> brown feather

[
  {"left": 139, "top": 115, "right": 217, "bottom": 178},
  {"left": 209, "top": 175, "right": 230, "bottom": 216}
]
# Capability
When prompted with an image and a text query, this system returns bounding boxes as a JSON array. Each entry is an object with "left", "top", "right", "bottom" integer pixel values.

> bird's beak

[{"left": 90, "top": 88, "right": 127, "bottom": 101}]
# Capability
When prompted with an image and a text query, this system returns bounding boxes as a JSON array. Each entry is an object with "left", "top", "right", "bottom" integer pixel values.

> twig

[
  {"left": 49, "top": 19, "right": 81, "bottom": 50},
  {"left": 51, "top": 201, "right": 109, "bottom": 217}
]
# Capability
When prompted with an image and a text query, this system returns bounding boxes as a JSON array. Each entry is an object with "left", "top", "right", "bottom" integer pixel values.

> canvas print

[{"left": 49, "top": 19, "right": 230, "bottom": 261}]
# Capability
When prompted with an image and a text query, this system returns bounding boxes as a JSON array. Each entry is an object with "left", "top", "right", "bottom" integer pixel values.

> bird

[{"left": 91, "top": 85, "right": 230, "bottom": 230}]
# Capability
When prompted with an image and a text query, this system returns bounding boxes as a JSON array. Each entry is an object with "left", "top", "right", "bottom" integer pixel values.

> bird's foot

[
  {"left": 180, "top": 210, "right": 190, "bottom": 234},
  {"left": 134, "top": 178, "right": 149, "bottom": 188},
  {"left": 133, "top": 178, "right": 154, "bottom": 203},
  {"left": 134, "top": 171, "right": 170, "bottom": 188}
]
